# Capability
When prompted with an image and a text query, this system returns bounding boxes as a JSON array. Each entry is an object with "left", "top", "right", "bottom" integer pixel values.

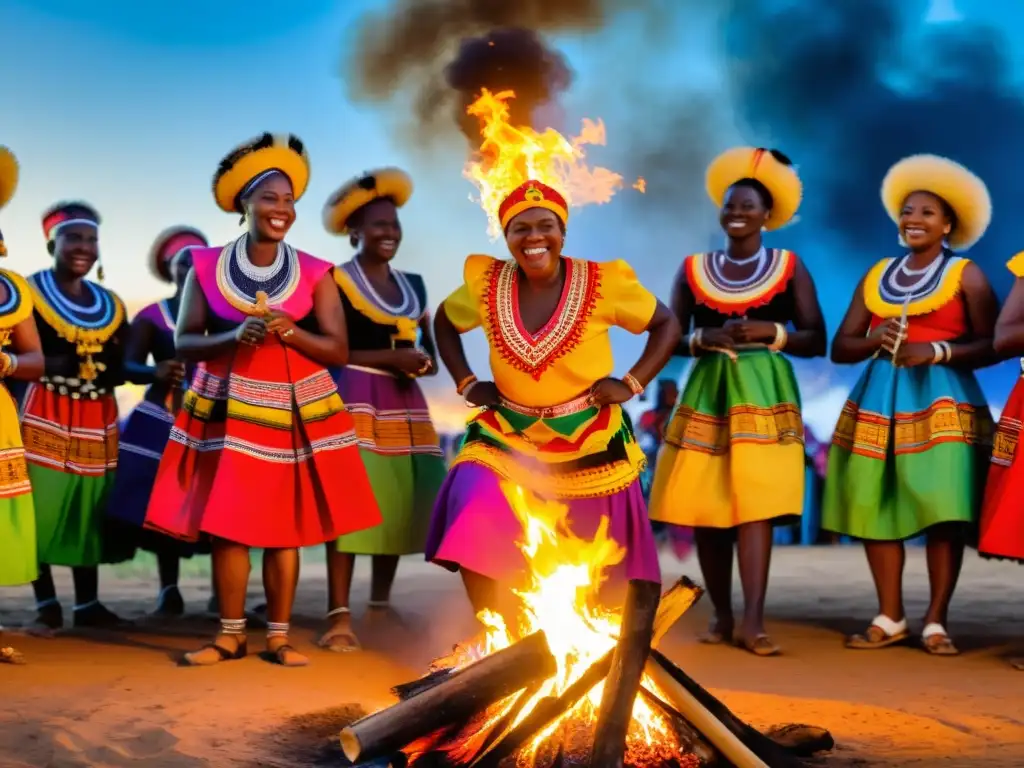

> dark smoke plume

[
  {"left": 342, "top": 0, "right": 643, "bottom": 143},
  {"left": 719, "top": 0, "right": 1024, "bottom": 298}
]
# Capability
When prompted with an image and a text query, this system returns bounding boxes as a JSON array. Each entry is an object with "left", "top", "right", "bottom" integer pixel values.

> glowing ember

[
  {"left": 633, "top": 177, "right": 647, "bottom": 193},
  {"left": 464, "top": 88, "right": 633, "bottom": 239},
  {"left": 438, "top": 482, "right": 680, "bottom": 766}
]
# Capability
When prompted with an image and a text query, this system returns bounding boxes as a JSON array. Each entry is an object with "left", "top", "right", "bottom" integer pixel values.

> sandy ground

[{"left": 0, "top": 546, "right": 1021, "bottom": 767}]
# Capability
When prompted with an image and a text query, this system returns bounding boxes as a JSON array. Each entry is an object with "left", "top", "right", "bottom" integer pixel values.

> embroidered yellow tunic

[
  {"left": 443, "top": 254, "right": 657, "bottom": 408},
  {"left": 441, "top": 254, "right": 657, "bottom": 498}
]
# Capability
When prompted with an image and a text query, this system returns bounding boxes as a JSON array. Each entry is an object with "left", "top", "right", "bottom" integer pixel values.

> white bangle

[
  {"left": 768, "top": 323, "right": 788, "bottom": 352},
  {"left": 939, "top": 341, "right": 952, "bottom": 363},
  {"left": 930, "top": 341, "right": 943, "bottom": 364}
]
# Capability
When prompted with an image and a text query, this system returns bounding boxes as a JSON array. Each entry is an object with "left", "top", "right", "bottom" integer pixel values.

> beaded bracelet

[
  {"left": 455, "top": 374, "right": 477, "bottom": 395},
  {"left": 622, "top": 373, "right": 644, "bottom": 397}
]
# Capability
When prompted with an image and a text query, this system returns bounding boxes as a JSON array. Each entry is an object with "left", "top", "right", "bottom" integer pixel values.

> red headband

[
  {"left": 498, "top": 180, "right": 569, "bottom": 231},
  {"left": 159, "top": 232, "right": 206, "bottom": 265},
  {"left": 42, "top": 209, "right": 98, "bottom": 243}
]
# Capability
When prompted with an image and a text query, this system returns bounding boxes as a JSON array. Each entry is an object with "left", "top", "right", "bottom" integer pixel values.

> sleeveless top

[
  {"left": 190, "top": 241, "right": 331, "bottom": 336},
  {"left": 26, "top": 269, "right": 127, "bottom": 391},
  {"left": 862, "top": 252, "right": 970, "bottom": 343},
  {"left": 684, "top": 248, "right": 798, "bottom": 328},
  {"left": 333, "top": 259, "right": 427, "bottom": 350}
]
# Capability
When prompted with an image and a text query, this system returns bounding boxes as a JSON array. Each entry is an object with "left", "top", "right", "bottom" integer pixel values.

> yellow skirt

[
  {"left": 648, "top": 350, "right": 805, "bottom": 528},
  {"left": 0, "top": 382, "right": 37, "bottom": 585}
]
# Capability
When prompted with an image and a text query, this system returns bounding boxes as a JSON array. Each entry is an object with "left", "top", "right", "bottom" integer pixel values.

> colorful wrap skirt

[
  {"left": 822, "top": 359, "right": 992, "bottom": 541},
  {"left": 144, "top": 337, "right": 383, "bottom": 549},
  {"left": 648, "top": 349, "right": 805, "bottom": 528},
  {"left": 978, "top": 373, "right": 1024, "bottom": 562},
  {"left": 425, "top": 397, "right": 661, "bottom": 587},
  {"left": 21, "top": 383, "right": 134, "bottom": 566},
  {"left": 331, "top": 365, "right": 447, "bottom": 555},
  {"left": 0, "top": 381, "right": 37, "bottom": 585},
  {"left": 107, "top": 397, "right": 209, "bottom": 557}
]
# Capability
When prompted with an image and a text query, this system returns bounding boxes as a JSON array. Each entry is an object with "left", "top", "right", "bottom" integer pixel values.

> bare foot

[
  {"left": 318, "top": 611, "right": 361, "bottom": 653},
  {"left": 266, "top": 636, "right": 309, "bottom": 667},
  {"left": 181, "top": 632, "right": 247, "bottom": 666},
  {"left": 365, "top": 603, "right": 408, "bottom": 629}
]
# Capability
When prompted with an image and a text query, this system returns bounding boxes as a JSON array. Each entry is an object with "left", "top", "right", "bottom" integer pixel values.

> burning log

[
  {"left": 468, "top": 578, "right": 704, "bottom": 767},
  {"left": 590, "top": 579, "right": 662, "bottom": 768},
  {"left": 339, "top": 631, "right": 557, "bottom": 764},
  {"left": 638, "top": 687, "right": 718, "bottom": 765},
  {"left": 646, "top": 650, "right": 803, "bottom": 768}
]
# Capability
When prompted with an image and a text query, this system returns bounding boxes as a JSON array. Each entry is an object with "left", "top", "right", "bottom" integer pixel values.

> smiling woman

[
  {"left": 822, "top": 154, "right": 999, "bottom": 658},
  {"left": 143, "top": 133, "right": 381, "bottom": 669},
  {"left": 426, "top": 179, "right": 681, "bottom": 622},
  {"left": 647, "top": 146, "right": 827, "bottom": 658}
]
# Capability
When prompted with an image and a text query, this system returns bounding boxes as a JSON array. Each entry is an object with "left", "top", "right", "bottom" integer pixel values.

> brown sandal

[
  {"left": 736, "top": 634, "right": 781, "bottom": 657},
  {"left": 267, "top": 644, "right": 309, "bottom": 667},
  {"left": 846, "top": 616, "right": 909, "bottom": 650},
  {"left": 921, "top": 624, "right": 959, "bottom": 656}
]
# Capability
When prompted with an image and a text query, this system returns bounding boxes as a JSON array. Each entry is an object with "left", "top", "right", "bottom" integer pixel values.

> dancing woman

[
  {"left": 0, "top": 146, "right": 44, "bottom": 664},
  {"left": 106, "top": 227, "right": 208, "bottom": 617},
  {"left": 144, "top": 133, "right": 381, "bottom": 667},
  {"left": 22, "top": 201, "right": 142, "bottom": 631},
  {"left": 978, "top": 250, "right": 1024, "bottom": 669},
  {"left": 426, "top": 180, "right": 680, "bottom": 616},
  {"left": 648, "top": 147, "right": 826, "bottom": 656},
  {"left": 318, "top": 168, "right": 447, "bottom": 651},
  {"left": 823, "top": 155, "right": 997, "bottom": 656}
]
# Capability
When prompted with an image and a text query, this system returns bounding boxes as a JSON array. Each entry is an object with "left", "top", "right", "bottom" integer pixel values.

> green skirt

[
  {"left": 821, "top": 358, "right": 992, "bottom": 541},
  {"left": 336, "top": 450, "right": 447, "bottom": 555}
]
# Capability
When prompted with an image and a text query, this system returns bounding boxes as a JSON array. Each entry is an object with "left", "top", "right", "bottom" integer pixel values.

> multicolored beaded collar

[
  {"left": 215, "top": 234, "right": 300, "bottom": 315},
  {"left": 862, "top": 252, "right": 968, "bottom": 318},
  {"left": 686, "top": 248, "right": 796, "bottom": 316},
  {"left": 0, "top": 270, "right": 33, "bottom": 344},
  {"left": 333, "top": 259, "right": 421, "bottom": 342},
  {"left": 27, "top": 269, "right": 125, "bottom": 380}
]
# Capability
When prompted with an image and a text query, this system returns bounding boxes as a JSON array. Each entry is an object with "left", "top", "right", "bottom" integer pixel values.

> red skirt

[
  {"left": 979, "top": 376, "right": 1024, "bottom": 562},
  {"left": 144, "top": 336, "right": 382, "bottom": 548}
]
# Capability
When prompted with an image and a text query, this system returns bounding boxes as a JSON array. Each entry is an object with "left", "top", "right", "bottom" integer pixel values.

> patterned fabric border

[
  {"left": 991, "top": 415, "right": 1022, "bottom": 468},
  {"left": 832, "top": 396, "right": 993, "bottom": 459},
  {"left": 0, "top": 445, "right": 30, "bottom": 498},
  {"left": 663, "top": 403, "right": 804, "bottom": 456}
]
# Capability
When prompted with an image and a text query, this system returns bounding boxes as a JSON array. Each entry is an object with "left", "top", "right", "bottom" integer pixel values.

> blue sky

[{"left": 1, "top": 0, "right": 1014, "bottom": 432}]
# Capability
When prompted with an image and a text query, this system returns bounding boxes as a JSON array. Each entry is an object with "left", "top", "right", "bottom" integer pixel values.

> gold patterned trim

[
  {"left": 832, "top": 397, "right": 992, "bottom": 459},
  {"left": 333, "top": 266, "right": 419, "bottom": 342},
  {"left": 663, "top": 403, "right": 804, "bottom": 456}
]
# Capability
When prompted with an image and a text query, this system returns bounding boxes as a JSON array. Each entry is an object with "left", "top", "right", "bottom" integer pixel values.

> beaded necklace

[
  {"left": 686, "top": 248, "right": 796, "bottom": 316},
  {"left": 0, "top": 270, "right": 33, "bottom": 348},
  {"left": 877, "top": 252, "right": 951, "bottom": 304},
  {"left": 28, "top": 269, "right": 125, "bottom": 380},
  {"left": 215, "top": 234, "right": 300, "bottom": 315}
]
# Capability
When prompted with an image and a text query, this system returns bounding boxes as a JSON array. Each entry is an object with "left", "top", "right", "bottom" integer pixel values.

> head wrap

[
  {"left": 705, "top": 147, "right": 802, "bottom": 230},
  {"left": 212, "top": 133, "right": 310, "bottom": 214},
  {"left": 0, "top": 146, "right": 17, "bottom": 257},
  {"left": 148, "top": 226, "right": 208, "bottom": 283},
  {"left": 498, "top": 180, "right": 569, "bottom": 232},
  {"left": 40, "top": 200, "right": 104, "bottom": 281},
  {"left": 322, "top": 167, "right": 413, "bottom": 235},
  {"left": 880, "top": 154, "right": 991, "bottom": 251}
]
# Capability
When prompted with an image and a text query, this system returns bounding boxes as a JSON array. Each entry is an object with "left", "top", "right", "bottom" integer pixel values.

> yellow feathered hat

[
  {"left": 705, "top": 146, "right": 802, "bottom": 230},
  {"left": 212, "top": 133, "right": 310, "bottom": 214},
  {"left": 880, "top": 154, "right": 991, "bottom": 251},
  {"left": 322, "top": 167, "right": 413, "bottom": 235},
  {"left": 0, "top": 146, "right": 18, "bottom": 257}
]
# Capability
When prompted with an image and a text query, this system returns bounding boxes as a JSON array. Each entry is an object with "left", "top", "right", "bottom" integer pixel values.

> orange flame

[
  {"left": 463, "top": 88, "right": 632, "bottom": 239},
  {"left": 438, "top": 483, "right": 679, "bottom": 765}
]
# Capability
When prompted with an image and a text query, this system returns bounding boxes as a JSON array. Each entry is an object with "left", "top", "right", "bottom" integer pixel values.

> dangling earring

[{"left": 897, "top": 233, "right": 907, "bottom": 248}]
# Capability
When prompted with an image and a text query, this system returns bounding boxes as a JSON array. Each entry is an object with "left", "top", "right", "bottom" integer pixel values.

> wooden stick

[
  {"left": 339, "top": 631, "right": 556, "bottom": 763},
  {"left": 468, "top": 577, "right": 705, "bottom": 767},
  {"left": 638, "top": 686, "right": 719, "bottom": 765},
  {"left": 590, "top": 579, "right": 661, "bottom": 768},
  {"left": 647, "top": 651, "right": 802, "bottom": 768},
  {"left": 645, "top": 658, "right": 769, "bottom": 768},
  {"left": 652, "top": 576, "right": 705, "bottom": 647}
]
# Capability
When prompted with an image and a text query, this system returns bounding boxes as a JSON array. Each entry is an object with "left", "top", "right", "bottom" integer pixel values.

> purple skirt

[{"left": 426, "top": 462, "right": 661, "bottom": 586}]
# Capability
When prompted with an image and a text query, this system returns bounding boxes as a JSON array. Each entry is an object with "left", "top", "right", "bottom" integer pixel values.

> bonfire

[
  {"left": 339, "top": 485, "right": 832, "bottom": 768},
  {"left": 336, "top": 94, "right": 832, "bottom": 768}
]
